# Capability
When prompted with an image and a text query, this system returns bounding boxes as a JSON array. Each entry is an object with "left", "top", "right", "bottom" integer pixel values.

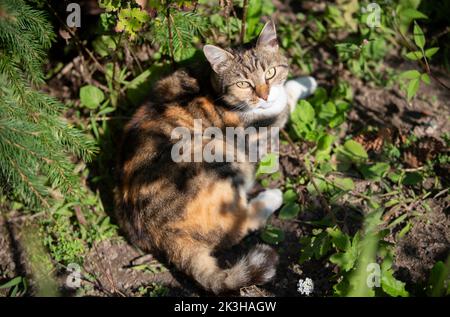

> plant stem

[
  {"left": 240, "top": 0, "right": 248, "bottom": 44},
  {"left": 392, "top": 14, "right": 450, "bottom": 91},
  {"left": 166, "top": 6, "right": 176, "bottom": 66},
  {"left": 280, "top": 129, "right": 337, "bottom": 224}
]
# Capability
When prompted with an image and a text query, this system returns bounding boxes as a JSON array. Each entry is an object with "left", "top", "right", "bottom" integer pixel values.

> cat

[{"left": 115, "top": 21, "right": 317, "bottom": 294}]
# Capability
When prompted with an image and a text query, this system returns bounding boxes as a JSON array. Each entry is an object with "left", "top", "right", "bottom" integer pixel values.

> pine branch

[{"left": 0, "top": 0, "right": 98, "bottom": 209}]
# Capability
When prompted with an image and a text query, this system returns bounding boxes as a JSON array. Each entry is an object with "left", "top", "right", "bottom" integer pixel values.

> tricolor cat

[{"left": 115, "top": 21, "right": 316, "bottom": 294}]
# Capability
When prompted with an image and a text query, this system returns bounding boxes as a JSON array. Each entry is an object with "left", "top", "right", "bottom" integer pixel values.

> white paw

[
  {"left": 285, "top": 76, "right": 318, "bottom": 113},
  {"left": 252, "top": 188, "right": 283, "bottom": 218}
]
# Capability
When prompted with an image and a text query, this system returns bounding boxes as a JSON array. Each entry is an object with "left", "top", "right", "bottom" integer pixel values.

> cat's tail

[{"left": 172, "top": 243, "right": 278, "bottom": 294}]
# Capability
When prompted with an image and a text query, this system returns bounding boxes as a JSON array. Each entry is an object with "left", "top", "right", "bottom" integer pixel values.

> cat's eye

[
  {"left": 236, "top": 81, "right": 251, "bottom": 89},
  {"left": 265, "top": 67, "right": 276, "bottom": 80}
]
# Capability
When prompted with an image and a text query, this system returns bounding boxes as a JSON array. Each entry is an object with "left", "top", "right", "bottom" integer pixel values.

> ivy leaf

[
  {"left": 80, "top": 85, "right": 105, "bottom": 109},
  {"left": 413, "top": 22, "right": 425, "bottom": 49}
]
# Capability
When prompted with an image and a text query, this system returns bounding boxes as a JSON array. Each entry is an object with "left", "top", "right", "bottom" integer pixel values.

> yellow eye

[
  {"left": 236, "top": 81, "right": 250, "bottom": 88},
  {"left": 265, "top": 67, "right": 276, "bottom": 80}
]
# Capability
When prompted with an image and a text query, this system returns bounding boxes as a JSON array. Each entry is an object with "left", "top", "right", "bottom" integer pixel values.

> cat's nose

[{"left": 255, "top": 84, "right": 269, "bottom": 101}]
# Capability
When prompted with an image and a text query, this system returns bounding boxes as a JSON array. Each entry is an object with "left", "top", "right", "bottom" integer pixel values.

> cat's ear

[
  {"left": 257, "top": 20, "right": 278, "bottom": 51},
  {"left": 203, "top": 45, "right": 234, "bottom": 73}
]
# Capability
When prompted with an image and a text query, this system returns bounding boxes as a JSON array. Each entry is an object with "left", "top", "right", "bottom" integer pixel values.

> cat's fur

[{"left": 115, "top": 22, "right": 300, "bottom": 294}]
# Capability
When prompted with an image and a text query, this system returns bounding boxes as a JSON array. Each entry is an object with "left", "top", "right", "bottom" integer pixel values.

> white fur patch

[
  {"left": 250, "top": 188, "right": 283, "bottom": 219},
  {"left": 250, "top": 85, "right": 288, "bottom": 118},
  {"left": 285, "top": 76, "right": 318, "bottom": 112}
]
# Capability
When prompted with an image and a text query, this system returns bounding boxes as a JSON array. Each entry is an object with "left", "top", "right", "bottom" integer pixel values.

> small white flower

[{"left": 297, "top": 277, "right": 314, "bottom": 296}]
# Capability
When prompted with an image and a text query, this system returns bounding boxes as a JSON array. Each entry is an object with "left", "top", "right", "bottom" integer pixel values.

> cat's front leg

[
  {"left": 284, "top": 76, "right": 317, "bottom": 112},
  {"left": 247, "top": 188, "right": 283, "bottom": 230}
]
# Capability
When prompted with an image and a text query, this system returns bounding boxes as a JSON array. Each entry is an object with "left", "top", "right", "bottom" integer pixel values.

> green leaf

[
  {"left": 282, "top": 189, "right": 298, "bottom": 204},
  {"left": 359, "top": 162, "right": 390, "bottom": 180},
  {"left": 406, "top": 78, "right": 420, "bottom": 101},
  {"left": 296, "top": 100, "right": 315, "bottom": 123},
  {"left": 427, "top": 261, "right": 449, "bottom": 297},
  {"left": 399, "top": 69, "right": 421, "bottom": 80},
  {"left": 342, "top": 140, "right": 368, "bottom": 162},
  {"left": 388, "top": 170, "right": 402, "bottom": 183},
  {"left": 335, "top": 101, "right": 351, "bottom": 112},
  {"left": 261, "top": 225, "right": 285, "bottom": 245},
  {"left": 116, "top": 8, "right": 150, "bottom": 39},
  {"left": 92, "top": 35, "right": 117, "bottom": 57},
  {"left": 402, "top": 172, "right": 423, "bottom": 185},
  {"left": 330, "top": 251, "right": 356, "bottom": 272},
  {"left": 0, "top": 276, "right": 23, "bottom": 289},
  {"left": 397, "top": 221, "right": 413, "bottom": 239},
  {"left": 400, "top": 8, "right": 428, "bottom": 20},
  {"left": 413, "top": 22, "right": 425, "bottom": 49},
  {"left": 306, "top": 178, "right": 330, "bottom": 194},
  {"left": 256, "top": 152, "right": 279, "bottom": 176},
  {"left": 80, "top": 85, "right": 105, "bottom": 109},
  {"left": 329, "top": 113, "right": 345, "bottom": 128},
  {"left": 300, "top": 231, "right": 332, "bottom": 263},
  {"left": 318, "top": 101, "right": 337, "bottom": 120},
  {"left": 405, "top": 50, "right": 422, "bottom": 61},
  {"left": 317, "top": 134, "right": 334, "bottom": 152},
  {"left": 424, "top": 47, "right": 439, "bottom": 58},
  {"left": 421, "top": 73, "right": 431, "bottom": 85},
  {"left": 381, "top": 257, "right": 409, "bottom": 297},
  {"left": 333, "top": 177, "right": 355, "bottom": 191},
  {"left": 327, "top": 227, "right": 351, "bottom": 251},
  {"left": 309, "top": 87, "right": 328, "bottom": 106},
  {"left": 279, "top": 202, "right": 301, "bottom": 220}
]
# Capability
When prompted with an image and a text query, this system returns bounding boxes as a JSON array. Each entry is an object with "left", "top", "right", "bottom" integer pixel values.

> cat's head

[{"left": 203, "top": 21, "right": 289, "bottom": 120}]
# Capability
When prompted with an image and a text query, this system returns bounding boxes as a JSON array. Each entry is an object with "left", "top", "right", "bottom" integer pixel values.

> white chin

[{"left": 250, "top": 85, "right": 288, "bottom": 118}]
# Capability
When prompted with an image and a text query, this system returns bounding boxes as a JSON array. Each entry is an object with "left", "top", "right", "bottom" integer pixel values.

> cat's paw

[
  {"left": 285, "top": 76, "right": 318, "bottom": 113},
  {"left": 251, "top": 188, "right": 283, "bottom": 219}
]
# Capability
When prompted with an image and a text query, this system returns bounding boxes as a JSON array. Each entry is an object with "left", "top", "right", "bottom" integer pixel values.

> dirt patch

[
  {"left": 0, "top": 217, "right": 17, "bottom": 296},
  {"left": 395, "top": 199, "right": 450, "bottom": 284}
]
